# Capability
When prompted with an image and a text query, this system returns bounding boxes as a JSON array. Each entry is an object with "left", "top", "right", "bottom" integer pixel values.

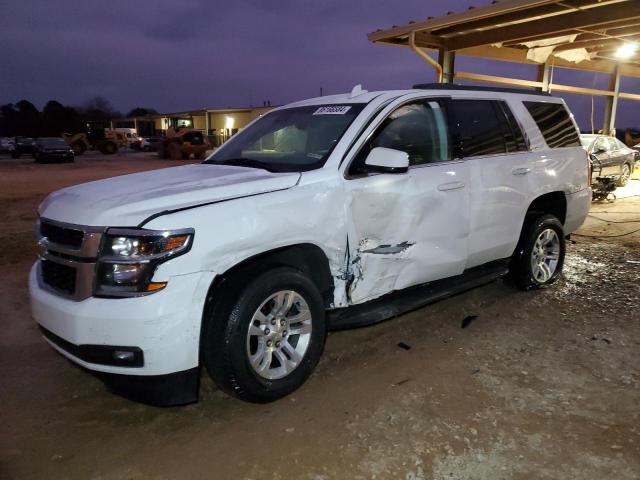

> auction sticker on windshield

[{"left": 313, "top": 106, "right": 352, "bottom": 115}]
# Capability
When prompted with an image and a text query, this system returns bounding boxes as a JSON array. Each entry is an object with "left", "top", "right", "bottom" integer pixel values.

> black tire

[
  {"left": 202, "top": 267, "right": 327, "bottom": 403},
  {"left": 616, "top": 163, "right": 631, "bottom": 187},
  {"left": 98, "top": 141, "right": 117, "bottom": 155},
  {"left": 71, "top": 142, "right": 86, "bottom": 156},
  {"left": 510, "top": 214, "right": 565, "bottom": 291},
  {"left": 195, "top": 150, "right": 207, "bottom": 160},
  {"left": 168, "top": 142, "right": 182, "bottom": 160}
]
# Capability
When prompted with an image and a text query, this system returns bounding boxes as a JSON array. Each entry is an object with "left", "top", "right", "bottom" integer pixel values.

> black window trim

[
  {"left": 343, "top": 95, "right": 458, "bottom": 180},
  {"left": 495, "top": 100, "right": 531, "bottom": 153}
]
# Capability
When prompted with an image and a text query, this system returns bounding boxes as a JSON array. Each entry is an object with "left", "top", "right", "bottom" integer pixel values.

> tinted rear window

[
  {"left": 498, "top": 102, "right": 528, "bottom": 152},
  {"left": 523, "top": 101, "right": 580, "bottom": 148},
  {"left": 449, "top": 100, "right": 508, "bottom": 157}
]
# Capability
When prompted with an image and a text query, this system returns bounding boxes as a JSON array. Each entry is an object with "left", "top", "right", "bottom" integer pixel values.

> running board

[{"left": 328, "top": 260, "right": 510, "bottom": 330}]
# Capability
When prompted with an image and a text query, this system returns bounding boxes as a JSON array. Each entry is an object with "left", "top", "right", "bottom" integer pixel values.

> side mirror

[{"left": 364, "top": 147, "right": 409, "bottom": 174}]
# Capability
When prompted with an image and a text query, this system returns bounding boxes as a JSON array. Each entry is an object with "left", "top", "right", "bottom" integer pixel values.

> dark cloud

[{"left": 1, "top": 0, "right": 638, "bottom": 128}]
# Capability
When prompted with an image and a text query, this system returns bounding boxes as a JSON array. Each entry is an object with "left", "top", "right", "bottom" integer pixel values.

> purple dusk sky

[{"left": 1, "top": 0, "right": 638, "bottom": 129}]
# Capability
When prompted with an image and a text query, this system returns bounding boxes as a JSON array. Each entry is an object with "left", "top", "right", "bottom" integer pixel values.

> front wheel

[
  {"left": 71, "top": 142, "right": 86, "bottom": 156},
  {"left": 202, "top": 267, "right": 327, "bottom": 403},
  {"left": 510, "top": 214, "right": 565, "bottom": 290}
]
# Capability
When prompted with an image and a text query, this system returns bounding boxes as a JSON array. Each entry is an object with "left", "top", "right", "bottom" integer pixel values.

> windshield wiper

[{"left": 209, "top": 158, "right": 276, "bottom": 172}]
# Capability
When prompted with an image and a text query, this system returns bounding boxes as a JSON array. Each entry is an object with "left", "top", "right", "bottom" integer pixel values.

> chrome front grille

[
  {"left": 40, "top": 221, "right": 84, "bottom": 249},
  {"left": 37, "top": 218, "right": 104, "bottom": 301}
]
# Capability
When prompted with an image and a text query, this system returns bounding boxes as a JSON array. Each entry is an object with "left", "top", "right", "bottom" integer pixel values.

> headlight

[{"left": 95, "top": 228, "right": 194, "bottom": 297}]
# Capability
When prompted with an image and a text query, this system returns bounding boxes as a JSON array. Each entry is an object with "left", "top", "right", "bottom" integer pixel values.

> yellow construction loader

[
  {"left": 62, "top": 129, "right": 128, "bottom": 155},
  {"left": 158, "top": 127, "right": 210, "bottom": 160}
]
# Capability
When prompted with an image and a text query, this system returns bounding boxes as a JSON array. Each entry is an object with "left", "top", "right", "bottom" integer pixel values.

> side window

[
  {"left": 497, "top": 101, "right": 528, "bottom": 152},
  {"left": 593, "top": 137, "right": 608, "bottom": 153},
  {"left": 607, "top": 138, "right": 621, "bottom": 151},
  {"left": 350, "top": 100, "right": 450, "bottom": 174},
  {"left": 523, "top": 101, "right": 580, "bottom": 148},
  {"left": 449, "top": 100, "right": 508, "bottom": 157}
]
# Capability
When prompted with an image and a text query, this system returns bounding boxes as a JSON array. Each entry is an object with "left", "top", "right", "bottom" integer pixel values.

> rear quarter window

[{"left": 523, "top": 101, "right": 580, "bottom": 148}]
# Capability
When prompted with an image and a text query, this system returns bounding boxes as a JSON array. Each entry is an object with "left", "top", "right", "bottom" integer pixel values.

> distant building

[{"left": 113, "top": 105, "right": 275, "bottom": 147}]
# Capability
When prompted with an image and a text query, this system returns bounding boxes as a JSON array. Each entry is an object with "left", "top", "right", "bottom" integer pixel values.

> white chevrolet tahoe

[{"left": 30, "top": 84, "right": 591, "bottom": 405}]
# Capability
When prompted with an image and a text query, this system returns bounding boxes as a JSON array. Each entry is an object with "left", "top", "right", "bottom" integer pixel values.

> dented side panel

[
  {"left": 146, "top": 169, "right": 352, "bottom": 307},
  {"left": 343, "top": 162, "right": 470, "bottom": 304}
]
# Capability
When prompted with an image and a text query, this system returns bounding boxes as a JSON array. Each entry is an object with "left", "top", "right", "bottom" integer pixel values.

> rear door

[
  {"left": 448, "top": 98, "right": 532, "bottom": 268},
  {"left": 606, "top": 137, "right": 627, "bottom": 174},
  {"left": 343, "top": 97, "right": 470, "bottom": 304}
]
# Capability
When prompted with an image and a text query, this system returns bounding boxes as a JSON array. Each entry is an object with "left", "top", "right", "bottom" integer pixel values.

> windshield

[
  {"left": 205, "top": 104, "right": 365, "bottom": 172},
  {"left": 37, "top": 138, "right": 67, "bottom": 147}
]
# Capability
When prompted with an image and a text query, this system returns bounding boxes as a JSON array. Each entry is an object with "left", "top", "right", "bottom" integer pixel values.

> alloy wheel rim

[
  {"left": 621, "top": 165, "right": 630, "bottom": 184},
  {"left": 246, "top": 290, "right": 312, "bottom": 380},
  {"left": 530, "top": 228, "right": 560, "bottom": 283}
]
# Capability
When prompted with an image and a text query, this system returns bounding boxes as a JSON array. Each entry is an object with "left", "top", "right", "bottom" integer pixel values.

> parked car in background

[
  {"left": 30, "top": 85, "right": 590, "bottom": 406},
  {"left": 1, "top": 137, "right": 15, "bottom": 153},
  {"left": 10, "top": 137, "right": 36, "bottom": 158},
  {"left": 140, "top": 136, "right": 163, "bottom": 152},
  {"left": 33, "top": 138, "right": 74, "bottom": 163},
  {"left": 113, "top": 128, "right": 141, "bottom": 149},
  {"left": 631, "top": 143, "right": 640, "bottom": 162},
  {"left": 580, "top": 134, "right": 635, "bottom": 186}
]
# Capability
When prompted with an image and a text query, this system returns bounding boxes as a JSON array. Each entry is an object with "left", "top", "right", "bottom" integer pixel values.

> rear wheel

[
  {"left": 202, "top": 267, "right": 327, "bottom": 403},
  {"left": 195, "top": 150, "right": 207, "bottom": 160},
  {"left": 99, "top": 141, "right": 117, "bottom": 155},
  {"left": 617, "top": 163, "right": 631, "bottom": 187},
  {"left": 510, "top": 214, "right": 565, "bottom": 290}
]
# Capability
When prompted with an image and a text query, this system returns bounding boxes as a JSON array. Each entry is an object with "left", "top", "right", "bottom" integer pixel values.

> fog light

[
  {"left": 106, "top": 263, "right": 145, "bottom": 284},
  {"left": 113, "top": 350, "right": 136, "bottom": 362}
]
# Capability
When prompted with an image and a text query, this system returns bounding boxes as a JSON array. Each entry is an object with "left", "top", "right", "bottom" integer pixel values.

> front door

[
  {"left": 591, "top": 136, "right": 613, "bottom": 176},
  {"left": 342, "top": 99, "right": 470, "bottom": 304}
]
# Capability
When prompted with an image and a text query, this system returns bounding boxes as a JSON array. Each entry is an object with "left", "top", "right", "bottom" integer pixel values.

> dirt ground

[{"left": 1, "top": 152, "right": 639, "bottom": 480}]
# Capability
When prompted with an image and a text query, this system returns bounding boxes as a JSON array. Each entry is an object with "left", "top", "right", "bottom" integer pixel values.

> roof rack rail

[{"left": 412, "top": 83, "right": 551, "bottom": 96}]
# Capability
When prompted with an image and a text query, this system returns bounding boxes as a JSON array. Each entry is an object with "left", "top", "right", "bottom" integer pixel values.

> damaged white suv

[{"left": 30, "top": 85, "right": 590, "bottom": 405}]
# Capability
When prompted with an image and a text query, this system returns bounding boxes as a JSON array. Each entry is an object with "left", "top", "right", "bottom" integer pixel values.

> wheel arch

[
  {"left": 204, "top": 243, "right": 335, "bottom": 311},
  {"left": 524, "top": 191, "right": 567, "bottom": 226},
  {"left": 513, "top": 191, "right": 567, "bottom": 257}
]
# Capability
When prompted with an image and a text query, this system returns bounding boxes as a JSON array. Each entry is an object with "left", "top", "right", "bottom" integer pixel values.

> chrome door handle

[
  {"left": 437, "top": 181, "right": 465, "bottom": 191},
  {"left": 512, "top": 167, "right": 531, "bottom": 175}
]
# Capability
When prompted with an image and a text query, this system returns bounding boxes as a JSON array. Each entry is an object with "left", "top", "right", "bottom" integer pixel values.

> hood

[{"left": 39, "top": 164, "right": 301, "bottom": 226}]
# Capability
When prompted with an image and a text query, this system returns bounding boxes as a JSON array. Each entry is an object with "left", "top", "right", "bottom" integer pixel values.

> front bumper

[
  {"left": 29, "top": 262, "right": 214, "bottom": 406},
  {"left": 29, "top": 263, "right": 215, "bottom": 403}
]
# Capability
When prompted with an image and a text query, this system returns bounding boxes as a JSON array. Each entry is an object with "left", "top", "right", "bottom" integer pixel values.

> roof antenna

[{"left": 349, "top": 84, "right": 368, "bottom": 98}]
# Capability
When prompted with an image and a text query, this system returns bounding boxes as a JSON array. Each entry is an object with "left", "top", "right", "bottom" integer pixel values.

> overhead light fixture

[{"left": 615, "top": 42, "right": 637, "bottom": 59}]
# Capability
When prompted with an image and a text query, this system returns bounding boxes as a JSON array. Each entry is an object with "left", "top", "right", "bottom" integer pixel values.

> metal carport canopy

[{"left": 368, "top": 0, "right": 640, "bottom": 133}]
